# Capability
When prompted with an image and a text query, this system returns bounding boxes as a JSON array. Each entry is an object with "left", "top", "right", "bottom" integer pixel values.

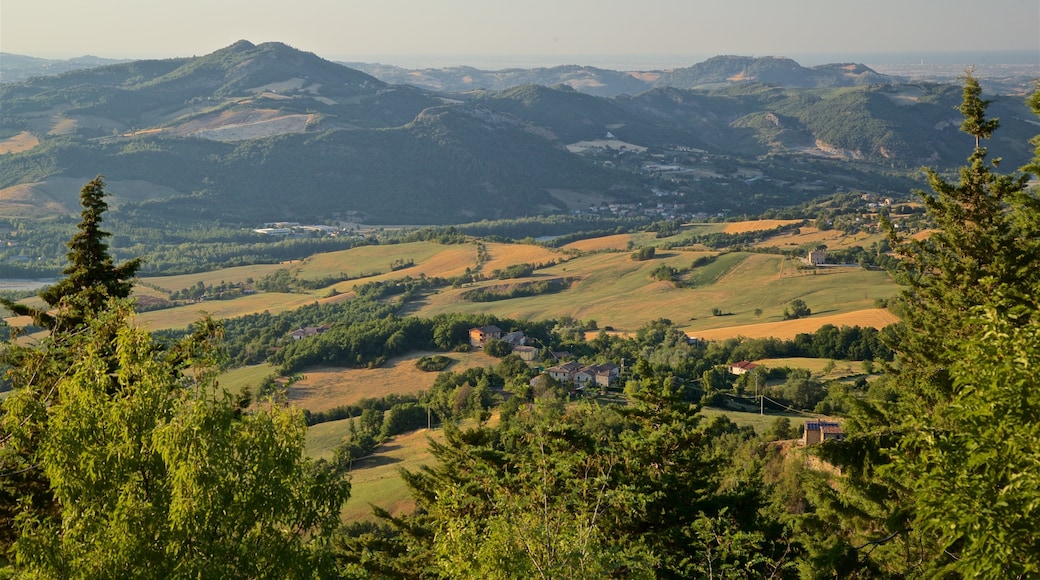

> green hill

[{"left": 0, "top": 41, "right": 1035, "bottom": 230}]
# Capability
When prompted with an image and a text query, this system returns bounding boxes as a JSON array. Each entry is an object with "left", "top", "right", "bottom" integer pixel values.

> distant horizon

[{"left": 6, "top": 47, "right": 1037, "bottom": 72}]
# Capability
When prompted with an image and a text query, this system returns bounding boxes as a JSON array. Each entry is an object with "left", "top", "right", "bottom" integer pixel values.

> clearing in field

[
  {"left": 288, "top": 350, "right": 499, "bottom": 412},
  {"left": 0, "top": 131, "right": 39, "bottom": 154},
  {"left": 722, "top": 219, "right": 804, "bottom": 234},
  {"left": 690, "top": 308, "right": 899, "bottom": 341},
  {"left": 306, "top": 420, "right": 442, "bottom": 520}
]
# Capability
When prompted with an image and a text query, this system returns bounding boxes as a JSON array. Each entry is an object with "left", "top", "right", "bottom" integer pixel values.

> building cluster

[
  {"left": 287, "top": 325, "right": 329, "bottom": 341},
  {"left": 469, "top": 325, "right": 621, "bottom": 389}
]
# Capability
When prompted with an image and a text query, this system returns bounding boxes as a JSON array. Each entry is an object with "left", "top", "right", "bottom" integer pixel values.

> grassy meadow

[
  {"left": 125, "top": 222, "right": 899, "bottom": 338},
  {"left": 306, "top": 419, "right": 442, "bottom": 521},
  {"left": 287, "top": 350, "right": 498, "bottom": 412}
]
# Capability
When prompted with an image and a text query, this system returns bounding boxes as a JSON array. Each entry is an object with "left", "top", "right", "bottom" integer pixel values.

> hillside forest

[{"left": 0, "top": 73, "right": 1039, "bottom": 579}]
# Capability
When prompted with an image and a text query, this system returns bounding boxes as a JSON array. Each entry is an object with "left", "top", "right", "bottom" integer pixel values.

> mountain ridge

[{"left": 0, "top": 41, "right": 1035, "bottom": 228}]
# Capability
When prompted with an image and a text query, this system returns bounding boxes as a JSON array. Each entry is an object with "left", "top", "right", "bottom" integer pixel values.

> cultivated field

[
  {"left": 0, "top": 131, "right": 40, "bottom": 154},
  {"left": 755, "top": 226, "right": 886, "bottom": 251},
  {"left": 723, "top": 219, "right": 803, "bottom": 234},
  {"left": 141, "top": 263, "right": 287, "bottom": 292},
  {"left": 413, "top": 251, "right": 897, "bottom": 336},
  {"left": 287, "top": 350, "right": 498, "bottom": 412},
  {"left": 561, "top": 233, "right": 633, "bottom": 252},
  {"left": 125, "top": 222, "right": 899, "bottom": 340},
  {"left": 690, "top": 308, "right": 899, "bottom": 341}
]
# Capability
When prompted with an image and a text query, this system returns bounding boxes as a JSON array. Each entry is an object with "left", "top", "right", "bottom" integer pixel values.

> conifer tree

[
  {"left": 808, "top": 75, "right": 1040, "bottom": 577},
  {"left": 2, "top": 175, "right": 140, "bottom": 333}
]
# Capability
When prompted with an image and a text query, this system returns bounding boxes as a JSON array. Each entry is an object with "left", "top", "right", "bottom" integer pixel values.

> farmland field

[
  {"left": 413, "top": 251, "right": 897, "bottom": 336},
  {"left": 141, "top": 263, "right": 286, "bottom": 292},
  {"left": 288, "top": 350, "right": 499, "bottom": 412},
  {"left": 306, "top": 420, "right": 442, "bottom": 520},
  {"left": 119, "top": 225, "right": 900, "bottom": 341}
]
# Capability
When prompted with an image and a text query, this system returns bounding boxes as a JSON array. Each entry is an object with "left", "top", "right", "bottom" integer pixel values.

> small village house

[
  {"left": 469, "top": 325, "right": 502, "bottom": 349},
  {"left": 728, "top": 361, "right": 758, "bottom": 376},
  {"left": 288, "top": 325, "right": 329, "bottom": 341},
  {"left": 802, "top": 420, "right": 845, "bottom": 445}
]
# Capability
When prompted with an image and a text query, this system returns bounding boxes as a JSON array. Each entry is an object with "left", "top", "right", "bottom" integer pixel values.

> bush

[
  {"left": 416, "top": 355, "right": 453, "bottom": 372},
  {"left": 783, "top": 298, "right": 811, "bottom": 320}
]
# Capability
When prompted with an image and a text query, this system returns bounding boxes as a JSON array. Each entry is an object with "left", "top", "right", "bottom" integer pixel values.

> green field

[
  {"left": 125, "top": 230, "right": 898, "bottom": 340},
  {"left": 699, "top": 407, "right": 814, "bottom": 435},
  {"left": 413, "top": 250, "right": 896, "bottom": 335}
]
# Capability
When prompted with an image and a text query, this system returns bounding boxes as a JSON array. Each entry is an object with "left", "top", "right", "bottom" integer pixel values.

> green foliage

[
  {"left": 3, "top": 306, "right": 349, "bottom": 578},
  {"left": 415, "top": 355, "right": 453, "bottom": 372},
  {"left": 630, "top": 246, "right": 656, "bottom": 261},
  {"left": 1, "top": 176, "right": 140, "bottom": 332},
  {"left": 482, "top": 338, "right": 513, "bottom": 358},
  {"left": 782, "top": 298, "right": 811, "bottom": 320},
  {"left": 807, "top": 76, "right": 1040, "bottom": 577},
  {"left": 460, "top": 277, "right": 574, "bottom": 302},
  {"left": 339, "top": 384, "right": 799, "bottom": 577},
  {"left": 895, "top": 308, "right": 1040, "bottom": 578}
]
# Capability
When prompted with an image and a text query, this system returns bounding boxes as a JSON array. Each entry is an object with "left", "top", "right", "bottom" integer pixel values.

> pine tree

[
  {"left": 2, "top": 175, "right": 141, "bottom": 333},
  {"left": 808, "top": 75, "right": 1040, "bottom": 577}
]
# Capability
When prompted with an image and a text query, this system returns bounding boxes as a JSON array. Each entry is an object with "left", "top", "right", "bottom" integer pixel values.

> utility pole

[{"left": 756, "top": 373, "right": 763, "bottom": 415}]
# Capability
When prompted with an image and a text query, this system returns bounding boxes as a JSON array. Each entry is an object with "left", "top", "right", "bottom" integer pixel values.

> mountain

[
  {"left": 340, "top": 62, "right": 655, "bottom": 98},
  {"left": 344, "top": 55, "right": 897, "bottom": 97},
  {"left": 0, "top": 41, "right": 1035, "bottom": 228},
  {"left": 0, "top": 41, "right": 642, "bottom": 224},
  {"left": 652, "top": 56, "right": 891, "bottom": 89},
  {"left": 0, "top": 53, "right": 132, "bottom": 84}
]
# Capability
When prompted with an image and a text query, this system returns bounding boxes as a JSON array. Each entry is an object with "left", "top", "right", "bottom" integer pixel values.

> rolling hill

[{"left": 0, "top": 41, "right": 1036, "bottom": 230}]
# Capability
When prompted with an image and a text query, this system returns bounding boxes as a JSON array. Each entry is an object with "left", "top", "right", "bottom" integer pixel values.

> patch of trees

[
  {"left": 451, "top": 215, "right": 646, "bottom": 243},
  {"left": 460, "top": 277, "right": 574, "bottom": 302},
  {"left": 782, "top": 298, "right": 811, "bottom": 319},
  {"left": 630, "top": 246, "right": 656, "bottom": 261},
  {"left": 269, "top": 312, "right": 554, "bottom": 374},
  {"left": 415, "top": 354, "right": 453, "bottom": 372},
  {"left": 491, "top": 262, "right": 535, "bottom": 279},
  {"left": 0, "top": 177, "right": 348, "bottom": 576}
]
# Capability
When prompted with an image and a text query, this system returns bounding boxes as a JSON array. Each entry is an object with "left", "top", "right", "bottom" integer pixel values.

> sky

[{"left": 2, "top": 0, "right": 1038, "bottom": 68}]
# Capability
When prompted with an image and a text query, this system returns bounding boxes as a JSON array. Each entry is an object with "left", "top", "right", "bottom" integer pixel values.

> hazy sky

[{"left": 2, "top": 0, "right": 1038, "bottom": 67}]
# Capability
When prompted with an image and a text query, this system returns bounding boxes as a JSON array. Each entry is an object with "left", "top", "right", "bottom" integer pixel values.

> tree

[
  {"left": 806, "top": 75, "right": 1040, "bottom": 577},
  {"left": 2, "top": 176, "right": 141, "bottom": 333},
  {"left": 338, "top": 380, "right": 798, "bottom": 578},
  {"left": 1, "top": 176, "right": 144, "bottom": 558},
  {"left": 782, "top": 299, "right": 811, "bottom": 320},
  {"left": 5, "top": 304, "right": 350, "bottom": 577}
]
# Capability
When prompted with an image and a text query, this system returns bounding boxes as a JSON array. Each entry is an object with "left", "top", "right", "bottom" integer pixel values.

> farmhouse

[
  {"left": 512, "top": 345, "right": 539, "bottom": 362},
  {"left": 501, "top": 330, "right": 528, "bottom": 347},
  {"left": 802, "top": 420, "right": 845, "bottom": 445},
  {"left": 545, "top": 361, "right": 621, "bottom": 387},
  {"left": 469, "top": 325, "right": 502, "bottom": 348},
  {"left": 547, "top": 361, "right": 584, "bottom": 382},
  {"left": 288, "top": 325, "right": 329, "bottom": 341},
  {"left": 587, "top": 362, "right": 621, "bottom": 387},
  {"left": 728, "top": 361, "right": 758, "bottom": 375},
  {"left": 805, "top": 248, "right": 827, "bottom": 266}
]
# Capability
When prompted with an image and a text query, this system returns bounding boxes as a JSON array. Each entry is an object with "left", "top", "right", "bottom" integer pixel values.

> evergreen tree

[
  {"left": 2, "top": 175, "right": 141, "bottom": 333},
  {"left": 806, "top": 75, "right": 1040, "bottom": 577}
]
